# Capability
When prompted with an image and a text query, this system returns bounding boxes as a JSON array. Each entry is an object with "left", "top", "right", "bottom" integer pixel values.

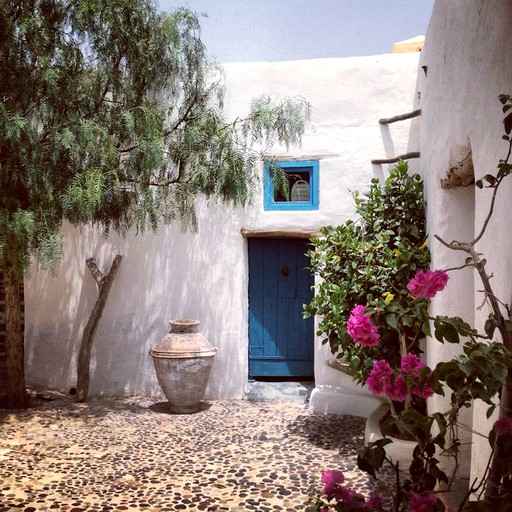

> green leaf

[
  {"left": 484, "top": 174, "right": 496, "bottom": 185},
  {"left": 491, "top": 362, "right": 509, "bottom": 382},
  {"left": 440, "top": 324, "right": 460, "bottom": 344},
  {"left": 505, "top": 113, "right": 512, "bottom": 135},
  {"left": 486, "top": 405, "right": 497, "bottom": 419},
  {"left": 500, "top": 94, "right": 511, "bottom": 105},
  {"left": 385, "top": 314, "right": 398, "bottom": 330}
]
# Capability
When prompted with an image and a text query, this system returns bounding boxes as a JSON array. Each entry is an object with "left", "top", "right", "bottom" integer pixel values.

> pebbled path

[{"left": 0, "top": 392, "right": 374, "bottom": 511}]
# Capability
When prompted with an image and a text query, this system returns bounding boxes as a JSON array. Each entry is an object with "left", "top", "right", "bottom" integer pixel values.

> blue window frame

[{"left": 264, "top": 160, "right": 319, "bottom": 211}]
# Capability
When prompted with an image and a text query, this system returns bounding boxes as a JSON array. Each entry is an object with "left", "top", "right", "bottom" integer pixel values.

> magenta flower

[
  {"left": 385, "top": 374, "right": 409, "bottom": 401},
  {"left": 409, "top": 492, "right": 437, "bottom": 512},
  {"left": 329, "top": 485, "right": 366, "bottom": 508},
  {"left": 347, "top": 305, "right": 380, "bottom": 347},
  {"left": 401, "top": 353, "right": 435, "bottom": 398},
  {"left": 401, "top": 353, "right": 426, "bottom": 375},
  {"left": 367, "top": 354, "right": 435, "bottom": 401},
  {"left": 321, "top": 470, "right": 345, "bottom": 495},
  {"left": 366, "top": 360, "right": 394, "bottom": 395},
  {"left": 412, "top": 380, "right": 435, "bottom": 399},
  {"left": 365, "top": 494, "right": 385, "bottom": 510},
  {"left": 407, "top": 269, "right": 449, "bottom": 299},
  {"left": 493, "top": 417, "right": 512, "bottom": 437}
]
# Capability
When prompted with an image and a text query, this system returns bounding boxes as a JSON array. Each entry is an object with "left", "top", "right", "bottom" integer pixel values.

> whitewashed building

[
  {"left": 418, "top": 0, "right": 512, "bottom": 487},
  {"left": 22, "top": 51, "right": 421, "bottom": 406}
]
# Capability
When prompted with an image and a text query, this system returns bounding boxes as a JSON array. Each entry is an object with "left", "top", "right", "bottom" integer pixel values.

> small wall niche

[{"left": 441, "top": 143, "right": 474, "bottom": 189}]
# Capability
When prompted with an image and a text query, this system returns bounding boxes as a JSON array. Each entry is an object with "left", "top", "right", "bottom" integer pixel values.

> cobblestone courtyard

[{"left": 0, "top": 391, "right": 374, "bottom": 511}]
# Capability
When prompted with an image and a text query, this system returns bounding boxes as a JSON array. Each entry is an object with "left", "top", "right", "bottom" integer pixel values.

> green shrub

[{"left": 305, "top": 161, "right": 430, "bottom": 383}]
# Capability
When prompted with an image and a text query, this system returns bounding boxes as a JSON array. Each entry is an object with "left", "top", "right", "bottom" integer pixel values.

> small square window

[{"left": 264, "top": 160, "right": 319, "bottom": 211}]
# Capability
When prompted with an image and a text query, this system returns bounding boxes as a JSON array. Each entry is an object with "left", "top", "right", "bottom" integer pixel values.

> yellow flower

[
  {"left": 393, "top": 249, "right": 400, "bottom": 257},
  {"left": 384, "top": 292, "right": 394, "bottom": 304},
  {"left": 421, "top": 239, "right": 429, "bottom": 249}
]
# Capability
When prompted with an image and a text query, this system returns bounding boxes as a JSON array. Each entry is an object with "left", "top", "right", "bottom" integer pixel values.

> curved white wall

[
  {"left": 419, "top": 0, "right": 512, "bottom": 483},
  {"left": 24, "top": 53, "right": 420, "bottom": 403}
]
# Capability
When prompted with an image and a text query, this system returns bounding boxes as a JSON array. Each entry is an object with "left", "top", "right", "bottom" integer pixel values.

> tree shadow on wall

[{"left": 24, "top": 200, "right": 247, "bottom": 400}]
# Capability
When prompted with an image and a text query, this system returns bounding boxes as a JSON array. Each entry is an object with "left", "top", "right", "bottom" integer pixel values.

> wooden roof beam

[
  {"left": 379, "top": 109, "right": 421, "bottom": 125},
  {"left": 371, "top": 151, "right": 420, "bottom": 165},
  {"left": 241, "top": 228, "right": 321, "bottom": 239}
]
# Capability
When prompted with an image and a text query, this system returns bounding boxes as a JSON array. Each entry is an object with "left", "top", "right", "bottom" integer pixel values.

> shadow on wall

[
  {"left": 371, "top": 72, "right": 421, "bottom": 180},
  {"left": 25, "top": 200, "right": 248, "bottom": 399}
]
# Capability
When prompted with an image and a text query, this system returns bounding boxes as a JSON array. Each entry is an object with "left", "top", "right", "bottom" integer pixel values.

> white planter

[{"left": 364, "top": 404, "right": 417, "bottom": 469}]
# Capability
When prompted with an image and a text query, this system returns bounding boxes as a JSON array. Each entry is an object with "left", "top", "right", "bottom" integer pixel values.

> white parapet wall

[{"left": 24, "top": 52, "right": 420, "bottom": 403}]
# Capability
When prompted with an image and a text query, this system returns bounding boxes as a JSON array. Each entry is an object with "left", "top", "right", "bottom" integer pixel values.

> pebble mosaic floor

[{"left": 0, "top": 389, "right": 379, "bottom": 511}]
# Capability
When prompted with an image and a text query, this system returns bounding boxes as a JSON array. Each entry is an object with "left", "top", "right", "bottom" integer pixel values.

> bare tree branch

[
  {"left": 76, "top": 255, "right": 123, "bottom": 402},
  {"left": 85, "top": 257, "right": 104, "bottom": 286}
]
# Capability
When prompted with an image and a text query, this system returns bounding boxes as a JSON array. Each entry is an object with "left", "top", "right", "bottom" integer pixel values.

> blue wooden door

[{"left": 248, "top": 238, "right": 314, "bottom": 377}]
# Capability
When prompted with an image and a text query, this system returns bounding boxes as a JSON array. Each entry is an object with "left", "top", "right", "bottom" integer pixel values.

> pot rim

[
  {"left": 169, "top": 319, "right": 200, "bottom": 326},
  {"left": 150, "top": 347, "right": 217, "bottom": 359}
]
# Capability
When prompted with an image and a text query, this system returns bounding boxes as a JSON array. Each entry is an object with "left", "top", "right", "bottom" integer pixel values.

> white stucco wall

[
  {"left": 419, "top": 0, "right": 512, "bottom": 484},
  {"left": 24, "top": 52, "right": 420, "bottom": 404}
]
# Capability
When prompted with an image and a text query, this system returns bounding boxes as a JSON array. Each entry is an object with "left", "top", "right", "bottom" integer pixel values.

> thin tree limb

[
  {"left": 76, "top": 255, "right": 122, "bottom": 402},
  {"left": 473, "top": 177, "right": 503, "bottom": 246},
  {"left": 434, "top": 132, "right": 512, "bottom": 501},
  {"left": 435, "top": 235, "right": 509, "bottom": 348},
  {"left": 85, "top": 257, "right": 104, "bottom": 286},
  {"left": 473, "top": 139, "right": 512, "bottom": 245}
]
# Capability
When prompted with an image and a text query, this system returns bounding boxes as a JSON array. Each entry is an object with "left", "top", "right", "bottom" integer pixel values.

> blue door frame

[{"left": 248, "top": 238, "right": 314, "bottom": 377}]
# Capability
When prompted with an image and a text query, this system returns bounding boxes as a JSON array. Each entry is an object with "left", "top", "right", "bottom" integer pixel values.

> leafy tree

[{"left": 0, "top": 0, "right": 310, "bottom": 408}]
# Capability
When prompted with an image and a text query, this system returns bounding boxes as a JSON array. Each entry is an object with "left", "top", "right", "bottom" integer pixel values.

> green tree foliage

[
  {"left": 305, "top": 162, "right": 429, "bottom": 383},
  {"left": 0, "top": 0, "right": 310, "bottom": 407}
]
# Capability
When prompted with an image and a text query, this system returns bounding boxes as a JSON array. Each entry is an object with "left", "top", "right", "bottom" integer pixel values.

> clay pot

[{"left": 150, "top": 320, "right": 217, "bottom": 413}]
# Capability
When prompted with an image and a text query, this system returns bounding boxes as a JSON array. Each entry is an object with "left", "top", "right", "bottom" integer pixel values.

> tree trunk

[
  {"left": 76, "top": 255, "right": 122, "bottom": 403},
  {"left": 3, "top": 238, "right": 29, "bottom": 408}
]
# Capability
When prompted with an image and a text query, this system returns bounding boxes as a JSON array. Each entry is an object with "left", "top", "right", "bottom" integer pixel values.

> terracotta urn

[{"left": 150, "top": 319, "right": 217, "bottom": 413}]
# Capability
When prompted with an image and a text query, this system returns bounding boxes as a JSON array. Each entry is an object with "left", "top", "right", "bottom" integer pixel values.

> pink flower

[
  {"left": 413, "top": 381, "right": 435, "bottom": 399},
  {"left": 347, "top": 305, "right": 380, "bottom": 347},
  {"left": 321, "top": 470, "right": 345, "bottom": 495},
  {"left": 321, "top": 472, "right": 380, "bottom": 509},
  {"left": 401, "top": 353, "right": 426, "bottom": 375},
  {"left": 365, "top": 494, "right": 385, "bottom": 510},
  {"left": 333, "top": 486, "right": 366, "bottom": 508},
  {"left": 409, "top": 492, "right": 437, "bottom": 512},
  {"left": 401, "top": 353, "right": 435, "bottom": 398},
  {"left": 493, "top": 417, "right": 512, "bottom": 437},
  {"left": 407, "top": 269, "right": 449, "bottom": 299},
  {"left": 366, "top": 360, "right": 394, "bottom": 395},
  {"left": 385, "top": 374, "right": 409, "bottom": 401}
]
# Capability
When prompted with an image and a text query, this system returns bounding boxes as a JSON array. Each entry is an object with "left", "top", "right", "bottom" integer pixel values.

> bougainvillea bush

[
  {"left": 307, "top": 266, "right": 512, "bottom": 511},
  {"left": 305, "top": 162, "right": 430, "bottom": 385},
  {"left": 307, "top": 97, "right": 512, "bottom": 511},
  {"left": 357, "top": 266, "right": 512, "bottom": 511}
]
